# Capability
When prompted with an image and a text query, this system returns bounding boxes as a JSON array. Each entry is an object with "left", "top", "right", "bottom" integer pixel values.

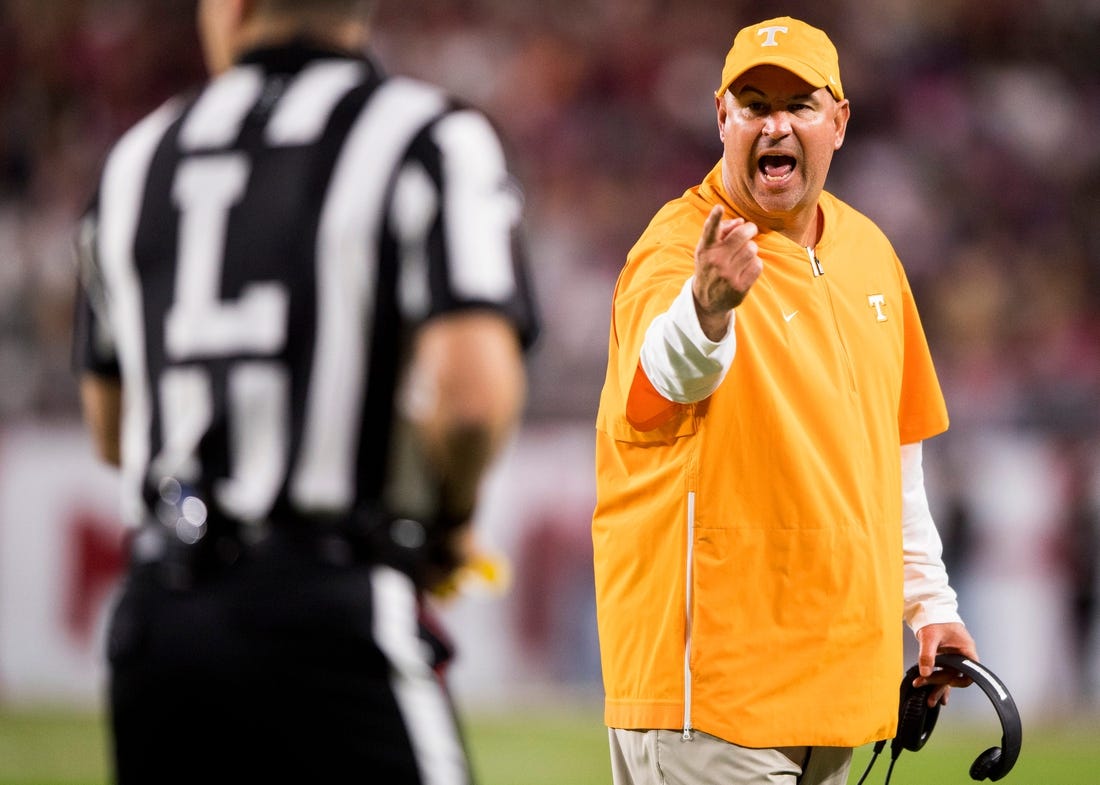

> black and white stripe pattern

[
  {"left": 372, "top": 565, "right": 469, "bottom": 785},
  {"left": 77, "top": 47, "right": 537, "bottom": 531},
  {"left": 290, "top": 77, "right": 447, "bottom": 510}
]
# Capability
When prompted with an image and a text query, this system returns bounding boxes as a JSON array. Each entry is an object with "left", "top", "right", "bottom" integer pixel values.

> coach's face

[{"left": 717, "top": 65, "right": 849, "bottom": 238}]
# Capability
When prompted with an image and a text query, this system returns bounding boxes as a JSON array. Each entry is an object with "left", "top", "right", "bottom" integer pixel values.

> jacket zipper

[
  {"left": 682, "top": 490, "right": 695, "bottom": 740},
  {"left": 807, "top": 247, "right": 857, "bottom": 392}
]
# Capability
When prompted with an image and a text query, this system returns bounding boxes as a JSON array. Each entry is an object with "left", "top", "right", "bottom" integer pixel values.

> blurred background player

[
  {"left": 71, "top": 1, "right": 538, "bottom": 783},
  {"left": 592, "top": 16, "right": 977, "bottom": 785}
]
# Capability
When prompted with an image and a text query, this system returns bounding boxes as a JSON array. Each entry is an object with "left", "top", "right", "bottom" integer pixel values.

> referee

[{"left": 71, "top": 1, "right": 538, "bottom": 783}]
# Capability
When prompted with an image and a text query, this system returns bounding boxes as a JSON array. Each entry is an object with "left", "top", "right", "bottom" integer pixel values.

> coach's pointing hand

[{"left": 692, "top": 204, "right": 763, "bottom": 340}]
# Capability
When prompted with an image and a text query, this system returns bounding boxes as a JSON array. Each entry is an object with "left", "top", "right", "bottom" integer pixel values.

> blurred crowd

[
  {"left": 2, "top": 0, "right": 1098, "bottom": 428},
  {"left": 1, "top": 0, "right": 1098, "bottom": 711}
]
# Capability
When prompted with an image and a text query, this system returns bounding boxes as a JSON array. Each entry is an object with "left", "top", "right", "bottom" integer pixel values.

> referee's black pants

[{"left": 106, "top": 527, "right": 472, "bottom": 784}]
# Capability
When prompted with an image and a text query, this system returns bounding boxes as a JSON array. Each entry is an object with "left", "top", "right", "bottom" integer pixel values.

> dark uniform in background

[{"left": 73, "top": 33, "right": 537, "bottom": 785}]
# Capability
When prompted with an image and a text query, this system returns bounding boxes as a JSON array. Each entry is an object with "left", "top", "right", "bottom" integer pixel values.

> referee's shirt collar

[{"left": 236, "top": 37, "right": 381, "bottom": 76}]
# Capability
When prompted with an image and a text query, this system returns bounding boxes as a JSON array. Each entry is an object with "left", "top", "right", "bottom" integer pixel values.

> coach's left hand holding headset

[
  {"left": 911, "top": 621, "right": 981, "bottom": 706},
  {"left": 853, "top": 620, "right": 1023, "bottom": 785}
]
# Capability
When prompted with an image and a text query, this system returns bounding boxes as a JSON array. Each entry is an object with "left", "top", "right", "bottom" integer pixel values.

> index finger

[{"left": 700, "top": 204, "right": 724, "bottom": 247}]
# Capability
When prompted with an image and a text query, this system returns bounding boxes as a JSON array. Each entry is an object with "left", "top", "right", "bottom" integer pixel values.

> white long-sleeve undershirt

[
  {"left": 900, "top": 441, "right": 963, "bottom": 632},
  {"left": 638, "top": 276, "right": 963, "bottom": 633},
  {"left": 639, "top": 278, "right": 737, "bottom": 404}
]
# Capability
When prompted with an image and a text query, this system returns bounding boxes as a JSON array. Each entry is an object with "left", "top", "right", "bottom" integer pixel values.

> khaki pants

[{"left": 609, "top": 729, "right": 853, "bottom": 785}]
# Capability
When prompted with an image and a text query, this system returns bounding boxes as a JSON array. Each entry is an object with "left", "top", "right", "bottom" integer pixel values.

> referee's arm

[
  {"left": 80, "top": 374, "right": 122, "bottom": 467},
  {"left": 72, "top": 215, "right": 123, "bottom": 468},
  {"left": 400, "top": 308, "right": 526, "bottom": 556}
]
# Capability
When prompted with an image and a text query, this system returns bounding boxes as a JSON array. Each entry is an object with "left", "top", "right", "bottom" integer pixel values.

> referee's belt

[{"left": 126, "top": 509, "right": 446, "bottom": 590}]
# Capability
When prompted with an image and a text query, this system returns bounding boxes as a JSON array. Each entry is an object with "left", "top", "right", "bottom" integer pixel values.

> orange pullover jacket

[{"left": 592, "top": 163, "right": 949, "bottom": 747}]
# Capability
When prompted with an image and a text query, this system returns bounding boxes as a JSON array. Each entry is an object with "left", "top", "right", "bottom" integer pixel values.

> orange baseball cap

[{"left": 716, "top": 17, "right": 844, "bottom": 100}]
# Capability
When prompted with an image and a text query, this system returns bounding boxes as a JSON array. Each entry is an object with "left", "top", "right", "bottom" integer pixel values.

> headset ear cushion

[
  {"left": 969, "top": 746, "right": 1002, "bottom": 781},
  {"left": 896, "top": 688, "right": 938, "bottom": 751}
]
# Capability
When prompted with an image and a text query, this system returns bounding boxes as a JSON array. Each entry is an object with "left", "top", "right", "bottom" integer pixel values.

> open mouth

[{"left": 758, "top": 155, "right": 796, "bottom": 181}]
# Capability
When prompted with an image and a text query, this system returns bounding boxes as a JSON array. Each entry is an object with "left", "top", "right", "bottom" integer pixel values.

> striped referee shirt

[{"left": 73, "top": 42, "right": 538, "bottom": 532}]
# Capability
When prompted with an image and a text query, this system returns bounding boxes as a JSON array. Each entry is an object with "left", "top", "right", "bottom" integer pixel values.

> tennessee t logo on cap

[
  {"left": 757, "top": 25, "right": 790, "bottom": 47},
  {"left": 716, "top": 16, "right": 844, "bottom": 101}
]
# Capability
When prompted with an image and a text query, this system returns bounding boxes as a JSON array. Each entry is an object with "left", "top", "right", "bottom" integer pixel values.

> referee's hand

[
  {"left": 692, "top": 204, "right": 762, "bottom": 340},
  {"left": 425, "top": 527, "right": 511, "bottom": 600}
]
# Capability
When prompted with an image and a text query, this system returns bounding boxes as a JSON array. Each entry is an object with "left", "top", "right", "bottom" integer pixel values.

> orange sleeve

[
  {"left": 600, "top": 185, "right": 711, "bottom": 434},
  {"left": 625, "top": 362, "right": 680, "bottom": 430},
  {"left": 898, "top": 275, "right": 949, "bottom": 443}
]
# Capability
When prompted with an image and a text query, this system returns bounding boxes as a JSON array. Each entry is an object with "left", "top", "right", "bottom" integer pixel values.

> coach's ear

[{"left": 832, "top": 97, "right": 850, "bottom": 150}]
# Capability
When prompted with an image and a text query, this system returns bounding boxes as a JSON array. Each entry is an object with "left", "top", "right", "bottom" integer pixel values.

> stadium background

[{"left": 0, "top": 0, "right": 1097, "bottom": 781}]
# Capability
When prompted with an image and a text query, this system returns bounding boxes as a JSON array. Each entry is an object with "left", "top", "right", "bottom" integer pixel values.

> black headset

[{"left": 893, "top": 653, "right": 1022, "bottom": 780}]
